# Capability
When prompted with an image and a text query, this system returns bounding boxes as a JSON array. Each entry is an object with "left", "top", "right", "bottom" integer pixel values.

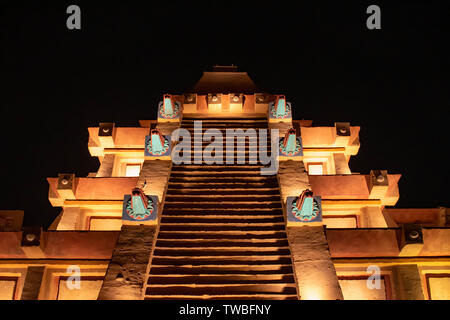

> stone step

[
  {"left": 153, "top": 247, "right": 291, "bottom": 257},
  {"left": 145, "top": 283, "right": 297, "bottom": 295},
  {"left": 149, "top": 264, "right": 294, "bottom": 275},
  {"left": 158, "top": 223, "right": 285, "bottom": 232},
  {"left": 169, "top": 171, "right": 269, "bottom": 177},
  {"left": 160, "top": 216, "right": 284, "bottom": 224},
  {"left": 178, "top": 149, "right": 273, "bottom": 153},
  {"left": 182, "top": 126, "right": 268, "bottom": 131},
  {"left": 156, "top": 230, "right": 288, "bottom": 240},
  {"left": 147, "top": 274, "right": 295, "bottom": 285},
  {"left": 168, "top": 177, "right": 277, "bottom": 182},
  {"left": 164, "top": 195, "right": 281, "bottom": 202},
  {"left": 155, "top": 239, "right": 289, "bottom": 248},
  {"left": 173, "top": 158, "right": 273, "bottom": 163},
  {"left": 165, "top": 188, "right": 279, "bottom": 195},
  {"left": 151, "top": 255, "right": 293, "bottom": 265},
  {"left": 163, "top": 202, "right": 282, "bottom": 210},
  {"left": 161, "top": 208, "right": 283, "bottom": 216},
  {"left": 182, "top": 122, "right": 268, "bottom": 126},
  {"left": 182, "top": 118, "right": 268, "bottom": 123},
  {"left": 184, "top": 129, "right": 268, "bottom": 133},
  {"left": 185, "top": 139, "right": 272, "bottom": 142},
  {"left": 181, "top": 120, "right": 268, "bottom": 124},
  {"left": 172, "top": 164, "right": 264, "bottom": 170},
  {"left": 184, "top": 141, "right": 272, "bottom": 146},
  {"left": 167, "top": 182, "right": 279, "bottom": 189},
  {"left": 144, "top": 294, "right": 297, "bottom": 300}
]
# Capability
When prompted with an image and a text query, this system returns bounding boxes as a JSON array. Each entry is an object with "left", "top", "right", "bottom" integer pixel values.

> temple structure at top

[{"left": 0, "top": 66, "right": 449, "bottom": 300}]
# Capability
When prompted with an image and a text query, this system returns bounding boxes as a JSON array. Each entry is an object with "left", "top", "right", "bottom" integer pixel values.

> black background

[{"left": 1, "top": 1, "right": 448, "bottom": 228}]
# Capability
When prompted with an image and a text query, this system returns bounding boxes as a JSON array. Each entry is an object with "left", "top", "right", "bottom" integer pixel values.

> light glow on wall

[
  {"left": 339, "top": 278, "right": 386, "bottom": 300},
  {"left": 428, "top": 276, "right": 450, "bottom": 300},
  {"left": 308, "top": 163, "right": 323, "bottom": 175},
  {"left": 125, "top": 164, "right": 141, "bottom": 177},
  {"left": 57, "top": 279, "right": 103, "bottom": 300},
  {"left": 323, "top": 216, "right": 357, "bottom": 228},
  {"left": 0, "top": 279, "right": 16, "bottom": 300},
  {"left": 89, "top": 218, "right": 122, "bottom": 231},
  {"left": 302, "top": 288, "right": 323, "bottom": 300}
]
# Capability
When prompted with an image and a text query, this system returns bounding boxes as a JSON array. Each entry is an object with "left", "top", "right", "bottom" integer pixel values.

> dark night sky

[{"left": 1, "top": 1, "right": 448, "bottom": 228}]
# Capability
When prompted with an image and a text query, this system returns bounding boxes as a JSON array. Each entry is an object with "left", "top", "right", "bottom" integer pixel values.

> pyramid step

[
  {"left": 165, "top": 189, "right": 279, "bottom": 196},
  {"left": 167, "top": 182, "right": 279, "bottom": 188},
  {"left": 182, "top": 122, "right": 268, "bottom": 126},
  {"left": 144, "top": 294, "right": 297, "bottom": 300},
  {"left": 184, "top": 132, "right": 269, "bottom": 137},
  {"left": 149, "top": 264, "right": 294, "bottom": 275},
  {"left": 153, "top": 247, "right": 291, "bottom": 256},
  {"left": 156, "top": 231, "right": 288, "bottom": 240},
  {"left": 155, "top": 239, "right": 289, "bottom": 248},
  {"left": 182, "top": 121, "right": 268, "bottom": 125},
  {"left": 161, "top": 216, "right": 284, "bottom": 224},
  {"left": 151, "top": 255, "right": 293, "bottom": 265},
  {"left": 145, "top": 283, "right": 297, "bottom": 295},
  {"left": 183, "top": 127, "right": 268, "bottom": 132},
  {"left": 184, "top": 141, "right": 271, "bottom": 145},
  {"left": 182, "top": 121, "right": 268, "bottom": 124},
  {"left": 179, "top": 154, "right": 273, "bottom": 158},
  {"left": 164, "top": 195, "right": 281, "bottom": 202},
  {"left": 184, "top": 144, "right": 271, "bottom": 147},
  {"left": 185, "top": 143, "right": 272, "bottom": 148},
  {"left": 181, "top": 118, "right": 267, "bottom": 122},
  {"left": 161, "top": 216, "right": 283, "bottom": 224},
  {"left": 161, "top": 208, "right": 283, "bottom": 216},
  {"left": 184, "top": 128, "right": 268, "bottom": 133},
  {"left": 163, "top": 202, "right": 282, "bottom": 210},
  {"left": 168, "top": 177, "right": 277, "bottom": 182},
  {"left": 169, "top": 171, "right": 268, "bottom": 177},
  {"left": 181, "top": 146, "right": 272, "bottom": 150},
  {"left": 158, "top": 224, "right": 285, "bottom": 232},
  {"left": 172, "top": 159, "right": 274, "bottom": 164},
  {"left": 172, "top": 165, "right": 264, "bottom": 171},
  {"left": 147, "top": 274, "right": 295, "bottom": 285}
]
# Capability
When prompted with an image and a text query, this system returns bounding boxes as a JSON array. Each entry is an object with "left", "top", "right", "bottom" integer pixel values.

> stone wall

[
  {"left": 136, "top": 160, "right": 172, "bottom": 203},
  {"left": 277, "top": 161, "right": 310, "bottom": 203},
  {"left": 21, "top": 266, "right": 45, "bottom": 300},
  {"left": 97, "top": 225, "right": 157, "bottom": 300},
  {"left": 391, "top": 265, "right": 425, "bottom": 300},
  {"left": 287, "top": 226, "right": 343, "bottom": 300},
  {"left": 96, "top": 154, "right": 115, "bottom": 177}
]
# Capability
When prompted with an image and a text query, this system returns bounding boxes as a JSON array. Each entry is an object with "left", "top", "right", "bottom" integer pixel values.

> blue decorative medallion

[
  {"left": 270, "top": 102, "right": 291, "bottom": 119},
  {"left": 279, "top": 136, "right": 302, "bottom": 156},
  {"left": 158, "top": 94, "right": 181, "bottom": 120},
  {"left": 269, "top": 96, "right": 292, "bottom": 120},
  {"left": 126, "top": 196, "right": 154, "bottom": 220},
  {"left": 286, "top": 191, "right": 322, "bottom": 224},
  {"left": 159, "top": 101, "right": 181, "bottom": 119},
  {"left": 122, "top": 189, "right": 158, "bottom": 222},
  {"left": 292, "top": 196, "right": 320, "bottom": 222},
  {"left": 146, "top": 135, "right": 170, "bottom": 156},
  {"left": 145, "top": 129, "right": 171, "bottom": 158}
]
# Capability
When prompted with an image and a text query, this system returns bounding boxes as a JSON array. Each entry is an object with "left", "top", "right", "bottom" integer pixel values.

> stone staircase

[{"left": 144, "top": 117, "right": 298, "bottom": 300}]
